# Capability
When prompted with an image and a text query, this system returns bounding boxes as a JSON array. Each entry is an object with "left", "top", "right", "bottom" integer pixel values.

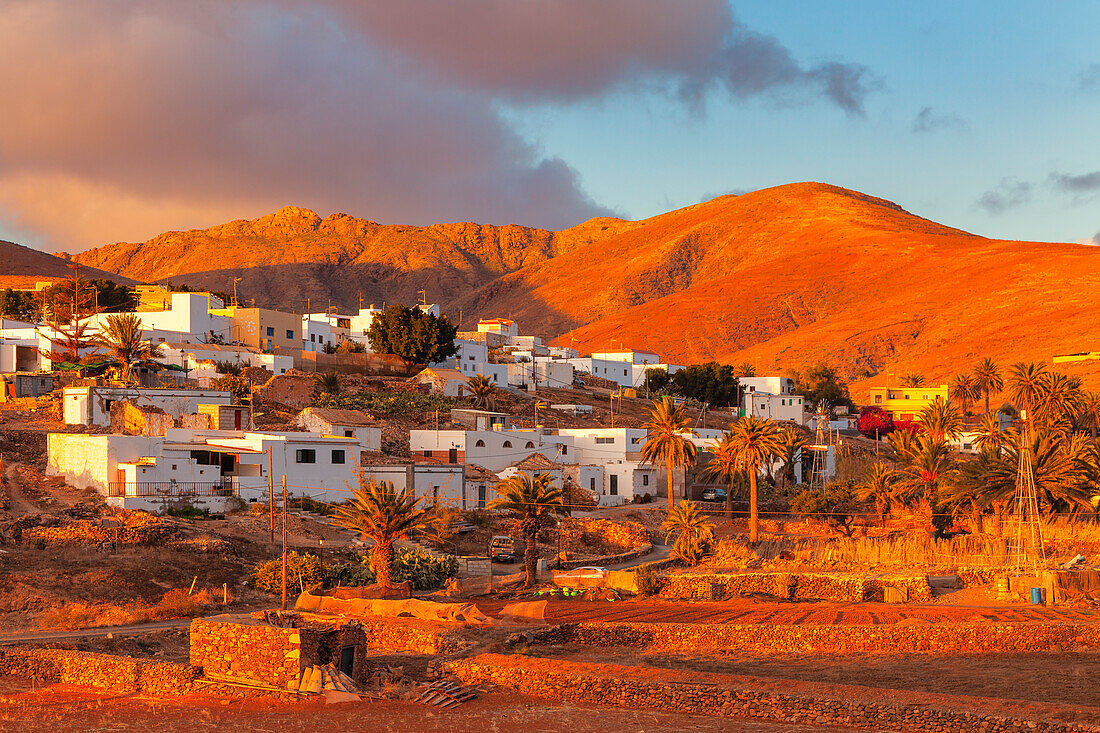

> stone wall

[
  {"left": 560, "top": 517, "right": 651, "bottom": 548},
  {"left": 190, "top": 617, "right": 302, "bottom": 689},
  {"left": 558, "top": 544, "right": 652, "bottom": 571},
  {"left": 0, "top": 648, "right": 198, "bottom": 694},
  {"left": 532, "top": 621, "right": 1100, "bottom": 654},
  {"left": 662, "top": 572, "right": 873, "bottom": 602},
  {"left": 448, "top": 654, "right": 1099, "bottom": 733}
]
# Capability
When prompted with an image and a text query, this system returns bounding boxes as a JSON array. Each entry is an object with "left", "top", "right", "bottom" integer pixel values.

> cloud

[
  {"left": 0, "top": 1, "right": 612, "bottom": 250},
  {"left": 1049, "top": 171, "right": 1100, "bottom": 193},
  {"left": 311, "top": 0, "right": 880, "bottom": 114},
  {"left": 976, "top": 178, "right": 1032, "bottom": 215},
  {"left": 912, "top": 106, "right": 967, "bottom": 133}
]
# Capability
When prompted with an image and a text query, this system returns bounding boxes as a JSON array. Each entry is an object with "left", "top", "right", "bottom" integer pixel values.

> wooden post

[
  {"left": 268, "top": 450, "right": 275, "bottom": 544},
  {"left": 188, "top": 575, "right": 198, "bottom": 596},
  {"left": 281, "top": 475, "right": 288, "bottom": 611}
]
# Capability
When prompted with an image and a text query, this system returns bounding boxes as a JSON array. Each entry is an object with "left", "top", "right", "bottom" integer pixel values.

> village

[{"left": 1, "top": 269, "right": 1099, "bottom": 732}]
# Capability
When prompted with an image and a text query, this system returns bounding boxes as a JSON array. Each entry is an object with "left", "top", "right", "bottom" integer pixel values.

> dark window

[
  {"left": 609, "top": 474, "right": 618, "bottom": 495},
  {"left": 561, "top": 445, "right": 568, "bottom": 455},
  {"left": 296, "top": 449, "right": 316, "bottom": 464},
  {"left": 475, "top": 439, "right": 485, "bottom": 447},
  {"left": 266, "top": 326, "right": 275, "bottom": 337},
  {"left": 423, "top": 450, "right": 431, "bottom": 457},
  {"left": 448, "top": 448, "right": 458, "bottom": 464},
  {"left": 595, "top": 437, "right": 614, "bottom": 444},
  {"left": 331, "top": 449, "right": 345, "bottom": 464},
  {"left": 525, "top": 441, "right": 534, "bottom": 449},
  {"left": 589, "top": 477, "right": 596, "bottom": 491},
  {"left": 642, "top": 474, "right": 649, "bottom": 486},
  {"left": 502, "top": 441, "right": 512, "bottom": 448},
  {"left": 344, "top": 429, "right": 353, "bottom": 437},
  {"left": 286, "top": 329, "right": 294, "bottom": 339}
]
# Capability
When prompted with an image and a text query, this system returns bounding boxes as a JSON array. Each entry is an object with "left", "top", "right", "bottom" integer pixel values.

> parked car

[
  {"left": 701, "top": 487, "right": 728, "bottom": 503},
  {"left": 489, "top": 535, "right": 516, "bottom": 563}
]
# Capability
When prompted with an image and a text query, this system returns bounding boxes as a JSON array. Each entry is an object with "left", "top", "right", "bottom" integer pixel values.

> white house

[
  {"left": 477, "top": 318, "right": 518, "bottom": 341},
  {"left": 743, "top": 391, "right": 805, "bottom": 423},
  {"left": 358, "top": 461, "right": 469, "bottom": 509},
  {"left": 302, "top": 312, "right": 351, "bottom": 352},
  {"left": 293, "top": 406, "right": 381, "bottom": 451},
  {"left": 156, "top": 342, "right": 294, "bottom": 376},
  {"left": 410, "top": 428, "right": 564, "bottom": 472},
  {"left": 349, "top": 303, "right": 441, "bottom": 350},
  {"left": 591, "top": 350, "right": 661, "bottom": 365},
  {"left": 85, "top": 292, "right": 231, "bottom": 346},
  {"left": 554, "top": 428, "right": 657, "bottom": 505},
  {"left": 62, "top": 386, "right": 233, "bottom": 427}
]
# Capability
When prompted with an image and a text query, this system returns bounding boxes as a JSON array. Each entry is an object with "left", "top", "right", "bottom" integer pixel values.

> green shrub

[
  {"left": 313, "top": 390, "right": 464, "bottom": 417},
  {"left": 790, "top": 482, "right": 857, "bottom": 536},
  {"left": 250, "top": 551, "right": 324, "bottom": 594},
  {"left": 294, "top": 495, "right": 332, "bottom": 516},
  {"left": 166, "top": 506, "right": 209, "bottom": 520},
  {"left": 324, "top": 546, "right": 459, "bottom": 591}
]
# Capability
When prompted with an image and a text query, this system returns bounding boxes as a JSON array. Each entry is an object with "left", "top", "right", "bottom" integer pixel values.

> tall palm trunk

[
  {"left": 371, "top": 540, "right": 393, "bottom": 589},
  {"left": 749, "top": 471, "right": 759, "bottom": 543},
  {"left": 725, "top": 479, "right": 733, "bottom": 521},
  {"left": 522, "top": 519, "right": 539, "bottom": 587},
  {"left": 984, "top": 391, "right": 990, "bottom": 415},
  {"left": 991, "top": 500, "right": 1006, "bottom": 537},
  {"left": 666, "top": 457, "right": 675, "bottom": 513},
  {"left": 876, "top": 496, "right": 887, "bottom": 527}
]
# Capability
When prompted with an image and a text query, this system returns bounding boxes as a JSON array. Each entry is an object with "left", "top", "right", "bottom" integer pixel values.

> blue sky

[{"left": 1, "top": 1, "right": 1098, "bottom": 251}]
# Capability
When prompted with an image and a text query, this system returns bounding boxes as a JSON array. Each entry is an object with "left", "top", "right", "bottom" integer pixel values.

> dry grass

[{"left": 38, "top": 588, "right": 219, "bottom": 631}]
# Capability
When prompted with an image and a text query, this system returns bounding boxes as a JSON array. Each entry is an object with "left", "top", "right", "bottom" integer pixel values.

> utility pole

[
  {"left": 281, "top": 475, "right": 288, "bottom": 611},
  {"left": 268, "top": 450, "right": 275, "bottom": 543}
]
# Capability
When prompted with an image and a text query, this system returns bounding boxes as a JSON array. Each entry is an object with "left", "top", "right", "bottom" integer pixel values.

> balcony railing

[{"left": 107, "top": 481, "right": 236, "bottom": 498}]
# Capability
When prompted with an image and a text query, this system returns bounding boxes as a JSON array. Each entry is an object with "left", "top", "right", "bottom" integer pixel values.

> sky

[{"left": 1, "top": 0, "right": 1098, "bottom": 253}]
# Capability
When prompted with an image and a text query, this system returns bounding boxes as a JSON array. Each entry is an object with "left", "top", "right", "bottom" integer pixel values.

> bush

[
  {"left": 857, "top": 406, "right": 893, "bottom": 439},
  {"left": 250, "top": 551, "right": 324, "bottom": 594},
  {"left": 294, "top": 495, "right": 332, "bottom": 516},
  {"left": 314, "top": 390, "right": 464, "bottom": 416},
  {"left": 633, "top": 564, "right": 664, "bottom": 596},
  {"left": 324, "top": 546, "right": 459, "bottom": 591},
  {"left": 790, "top": 482, "right": 856, "bottom": 536},
  {"left": 213, "top": 360, "right": 241, "bottom": 376},
  {"left": 166, "top": 506, "right": 209, "bottom": 520},
  {"left": 211, "top": 374, "right": 249, "bottom": 402},
  {"left": 671, "top": 534, "right": 710, "bottom": 565}
]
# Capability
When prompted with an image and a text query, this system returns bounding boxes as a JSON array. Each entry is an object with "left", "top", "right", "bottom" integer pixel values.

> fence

[{"left": 107, "top": 481, "right": 236, "bottom": 498}]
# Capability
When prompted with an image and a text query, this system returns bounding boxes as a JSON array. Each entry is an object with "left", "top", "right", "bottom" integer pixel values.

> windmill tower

[
  {"left": 805, "top": 407, "right": 831, "bottom": 494},
  {"left": 1009, "top": 428, "right": 1046, "bottom": 576}
]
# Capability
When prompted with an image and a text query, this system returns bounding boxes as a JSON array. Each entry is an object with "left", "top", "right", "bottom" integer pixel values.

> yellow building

[
  {"left": 864, "top": 385, "right": 950, "bottom": 421},
  {"left": 209, "top": 305, "right": 302, "bottom": 353}
]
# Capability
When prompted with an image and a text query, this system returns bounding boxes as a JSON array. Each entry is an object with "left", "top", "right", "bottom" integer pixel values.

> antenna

[{"left": 232, "top": 277, "right": 242, "bottom": 307}]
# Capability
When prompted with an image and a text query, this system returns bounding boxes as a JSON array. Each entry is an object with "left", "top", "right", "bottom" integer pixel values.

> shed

[
  {"left": 295, "top": 407, "right": 381, "bottom": 451},
  {"left": 198, "top": 403, "right": 251, "bottom": 430},
  {"left": 416, "top": 367, "right": 467, "bottom": 397}
]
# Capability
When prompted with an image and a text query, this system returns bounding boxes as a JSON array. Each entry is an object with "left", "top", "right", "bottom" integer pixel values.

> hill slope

[
  {"left": 69, "top": 183, "right": 1100, "bottom": 388},
  {"left": 0, "top": 239, "right": 135, "bottom": 289}
]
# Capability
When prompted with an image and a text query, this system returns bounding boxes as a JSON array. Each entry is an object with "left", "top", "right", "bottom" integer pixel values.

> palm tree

[
  {"left": 1033, "top": 371, "right": 1081, "bottom": 429},
  {"left": 887, "top": 427, "right": 921, "bottom": 466},
  {"left": 332, "top": 479, "right": 427, "bottom": 591},
  {"left": 855, "top": 461, "right": 897, "bottom": 526},
  {"left": 95, "top": 313, "right": 151, "bottom": 382},
  {"left": 972, "top": 358, "right": 1004, "bottom": 414},
  {"left": 919, "top": 397, "right": 964, "bottom": 442},
  {"left": 735, "top": 362, "right": 756, "bottom": 377},
  {"left": 725, "top": 415, "right": 781, "bottom": 542},
  {"left": 775, "top": 427, "right": 809, "bottom": 486},
  {"left": 697, "top": 432, "right": 742, "bottom": 520},
  {"left": 900, "top": 374, "right": 925, "bottom": 387},
  {"left": 949, "top": 373, "right": 981, "bottom": 414},
  {"left": 950, "top": 447, "right": 1013, "bottom": 536},
  {"left": 1078, "top": 391, "right": 1100, "bottom": 438},
  {"left": 893, "top": 434, "right": 956, "bottom": 511},
  {"left": 463, "top": 373, "right": 496, "bottom": 410},
  {"left": 489, "top": 472, "right": 566, "bottom": 587},
  {"left": 972, "top": 411, "right": 1010, "bottom": 454},
  {"left": 1008, "top": 361, "right": 1047, "bottom": 420},
  {"left": 314, "top": 369, "right": 341, "bottom": 395},
  {"left": 661, "top": 501, "right": 715, "bottom": 565},
  {"left": 640, "top": 396, "right": 698, "bottom": 513}
]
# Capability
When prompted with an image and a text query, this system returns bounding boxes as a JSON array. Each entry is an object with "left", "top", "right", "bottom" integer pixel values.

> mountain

[
  {"left": 0, "top": 239, "right": 135, "bottom": 289},
  {"left": 69, "top": 183, "right": 1100, "bottom": 389}
]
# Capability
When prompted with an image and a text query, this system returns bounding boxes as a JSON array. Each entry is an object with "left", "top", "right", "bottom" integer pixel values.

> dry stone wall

[
  {"left": 190, "top": 617, "right": 302, "bottom": 689},
  {"left": 0, "top": 648, "right": 199, "bottom": 694},
  {"left": 532, "top": 621, "right": 1100, "bottom": 654},
  {"left": 449, "top": 654, "right": 1100, "bottom": 733}
]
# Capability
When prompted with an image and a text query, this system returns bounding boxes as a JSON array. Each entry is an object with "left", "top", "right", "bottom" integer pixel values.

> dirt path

[
  {"left": 0, "top": 619, "right": 192, "bottom": 646},
  {"left": 2, "top": 462, "right": 38, "bottom": 515}
]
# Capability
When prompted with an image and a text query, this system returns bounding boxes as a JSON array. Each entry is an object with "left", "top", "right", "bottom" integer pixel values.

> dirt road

[{"left": 0, "top": 619, "right": 192, "bottom": 646}]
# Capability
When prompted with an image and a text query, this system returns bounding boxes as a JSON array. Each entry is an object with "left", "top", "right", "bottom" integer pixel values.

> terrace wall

[{"left": 0, "top": 648, "right": 198, "bottom": 694}]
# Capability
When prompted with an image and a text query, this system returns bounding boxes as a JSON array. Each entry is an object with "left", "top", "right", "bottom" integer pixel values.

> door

[
  {"left": 478, "top": 484, "right": 486, "bottom": 509},
  {"left": 339, "top": 646, "right": 354, "bottom": 676},
  {"left": 116, "top": 469, "right": 126, "bottom": 497},
  {"left": 448, "top": 448, "right": 458, "bottom": 464},
  {"left": 234, "top": 409, "right": 242, "bottom": 429}
]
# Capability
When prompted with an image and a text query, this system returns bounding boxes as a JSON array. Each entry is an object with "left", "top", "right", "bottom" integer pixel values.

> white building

[
  {"left": 293, "top": 407, "right": 381, "bottom": 451},
  {"left": 739, "top": 376, "right": 797, "bottom": 397},
  {"left": 743, "top": 391, "right": 805, "bottom": 423},
  {"left": 591, "top": 350, "right": 661, "bottom": 365},
  {"left": 62, "top": 386, "right": 233, "bottom": 427},
  {"left": 410, "top": 428, "right": 564, "bottom": 473},
  {"left": 302, "top": 312, "right": 352, "bottom": 352},
  {"left": 359, "top": 462, "right": 469, "bottom": 509},
  {"left": 156, "top": 342, "right": 294, "bottom": 376},
  {"left": 349, "top": 303, "right": 441, "bottom": 350},
  {"left": 554, "top": 428, "right": 657, "bottom": 506},
  {"left": 84, "top": 292, "right": 231, "bottom": 346}
]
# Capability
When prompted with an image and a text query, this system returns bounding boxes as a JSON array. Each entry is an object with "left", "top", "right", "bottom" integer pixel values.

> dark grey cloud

[
  {"left": 313, "top": 0, "right": 880, "bottom": 114},
  {"left": 912, "top": 106, "right": 967, "bottom": 133},
  {"left": 976, "top": 178, "right": 1032, "bottom": 215},
  {"left": 1050, "top": 171, "right": 1100, "bottom": 193}
]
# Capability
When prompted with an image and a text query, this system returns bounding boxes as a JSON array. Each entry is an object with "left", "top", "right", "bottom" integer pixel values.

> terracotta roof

[
  {"left": 464, "top": 463, "right": 499, "bottom": 482},
  {"left": 300, "top": 406, "right": 375, "bottom": 426},
  {"left": 508, "top": 452, "right": 559, "bottom": 471}
]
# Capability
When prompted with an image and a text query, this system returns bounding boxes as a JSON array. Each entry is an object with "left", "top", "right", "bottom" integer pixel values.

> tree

[
  {"left": 697, "top": 432, "right": 742, "bottom": 520},
  {"left": 1078, "top": 391, "right": 1100, "bottom": 439},
  {"left": 314, "top": 370, "right": 341, "bottom": 396},
  {"left": 857, "top": 406, "right": 894, "bottom": 440},
  {"left": 887, "top": 427, "right": 922, "bottom": 466},
  {"left": 972, "top": 358, "right": 1004, "bottom": 414},
  {"left": 893, "top": 434, "right": 956, "bottom": 512},
  {"left": 0, "top": 288, "right": 39, "bottom": 321},
  {"left": 42, "top": 277, "right": 135, "bottom": 321},
  {"left": 662, "top": 501, "right": 715, "bottom": 565},
  {"left": 788, "top": 364, "right": 853, "bottom": 410},
  {"left": 725, "top": 415, "right": 782, "bottom": 542},
  {"left": 972, "top": 411, "right": 1010, "bottom": 454},
  {"left": 734, "top": 362, "right": 756, "bottom": 377},
  {"left": 791, "top": 482, "right": 857, "bottom": 536},
  {"left": 463, "top": 374, "right": 496, "bottom": 410},
  {"left": 1033, "top": 371, "right": 1082, "bottom": 430},
  {"left": 332, "top": 479, "right": 427, "bottom": 591},
  {"left": 775, "top": 427, "right": 808, "bottom": 486},
  {"left": 919, "top": 397, "right": 964, "bottom": 442},
  {"left": 899, "top": 374, "right": 925, "bottom": 387},
  {"left": 855, "top": 461, "right": 897, "bottom": 526},
  {"left": 642, "top": 367, "right": 671, "bottom": 394},
  {"left": 336, "top": 339, "right": 365, "bottom": 354},
  {"left": 949, "top": 373, "right": 981, "bottom": 414},
  {"left": 95, "top": 313, "right": 151, "bottom": 382},
  {"left": 489, "top": 472, "right": 566, "bottom": 587},
  {"left": 367, "top": 304, "right": 458, "bottom": 369},
  {"left": 212, "top": 374, "right": 249, "bottom": 403},
  {"left": 640, "top": 397, "right": 698, "bottom": 513},
  {"left": 1008, "top": 361, "right": 1047, "bottom": 419},
  {"left": 38, "top": 264, "right": 102, "bottom": 369},
  {"left": 670, "top": 362, "right": 739, "bottom": 406}
]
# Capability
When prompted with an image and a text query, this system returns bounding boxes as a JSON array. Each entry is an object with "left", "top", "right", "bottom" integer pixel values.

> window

[
  {"left": 344, "top": 429, "right": 353, "bottom": 437},
  {"left": 171, "top": 464, "right": 177, "bottom": 471},
  {"left": 642, "top": 474, "right": 649, "bottom": 486},
  {"left": 423, "top": 450, "right": 431, "bottom": 457},
  {"left": 874, "top": 395, "right": 882, "bottom": 404},
  {"left": 502, "top": 440, "right": 512, "bottom": 448},
  {"left": 561, "top": 445, "right": 568, "bottom": 455},
  {"left": 609, "top": 474, "right": 618, "bottom": 495},
  {"left": 286, "top": 329, "right": 294, "bottom": 340},
  {"left": 595, "top": 437, "right": 614, "bottom": 444},
  {"left": 475, "top": 439, "right": 485, "bottom": 447},
  {"left": 266, "top": 326, "right": 275, "bottom": 337},
  {"left": 525, "top": 441, "right": 534, "bottom": 449},
  {"left": 331, "top": 449, "right": 345, "bottom": 464},
  {"left": 311, "top": 334, "right": 316, "bottom": 342},
  {"left": 296, "top": 449, "right": 316, "bottom": 464},
  {"left": 589, "top": 477, "right": 596, "bottom": 491}
]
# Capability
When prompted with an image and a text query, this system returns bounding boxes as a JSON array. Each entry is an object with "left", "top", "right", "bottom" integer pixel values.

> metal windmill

[
  {"left": 805, "top": 401, "right": 832, "bottom": 494},
  {"left": 1009, "top": 424, "right": 1046, "bottom": 576}
]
